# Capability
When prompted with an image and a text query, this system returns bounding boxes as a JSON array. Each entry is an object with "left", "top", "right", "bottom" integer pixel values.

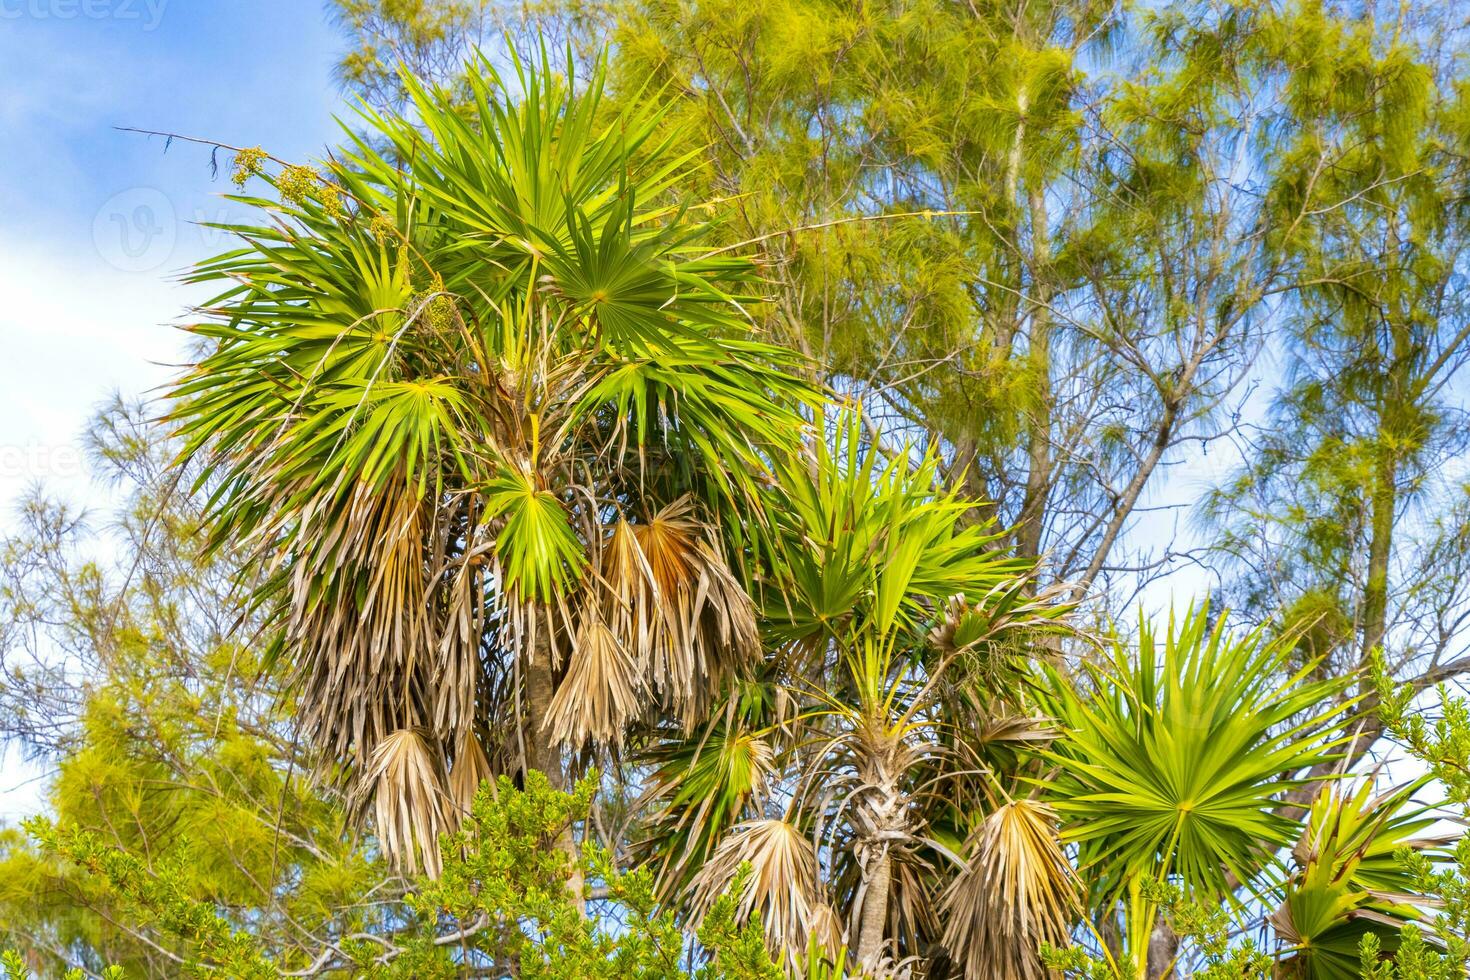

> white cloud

[
  {"left": 0, "top": 235, "right": 187, "bottom": 514},
  {"left": 0, "top": 235, "right": 192, "bottom": 821}
]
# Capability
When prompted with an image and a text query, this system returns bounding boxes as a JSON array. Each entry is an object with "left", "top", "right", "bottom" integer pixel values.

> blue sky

[
  {"left": 0, "top": 1, "right": 353, "bottom": 815},
  {"left": 0, "top": 1, "right": 350, "bottom": 500}
]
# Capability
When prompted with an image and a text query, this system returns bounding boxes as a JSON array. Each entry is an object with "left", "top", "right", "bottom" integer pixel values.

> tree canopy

[{"left": 6, "top": 1, "right": 1470, "bottom": 978}]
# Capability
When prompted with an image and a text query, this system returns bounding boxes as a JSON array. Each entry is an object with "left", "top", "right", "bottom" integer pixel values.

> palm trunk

[
  {"left": 525, "top": 638, "right": 586, "bottom": 915},
  {"left": 855, "top": 848, "right": 892, "bottom": 968},
  {"left": 524, "top": 652, "right": 565, "bottom": 789},
  {"left": 1146, "top": 912, "right": 1178, "bottom": 979}
]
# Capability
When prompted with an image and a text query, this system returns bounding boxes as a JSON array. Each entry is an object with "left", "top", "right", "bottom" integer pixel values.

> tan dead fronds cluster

[
  {"left": 359, "top": 728, "right": 452, "bottom": 878},
  {"left": 689, "top": 818, "right": 835, "bottom": 967},
  {"left": 546, "top": 498, "right": 760, "bottom": 751},
  {"left": 288, "top": 479, "right": 437, "bottom": 765},
  {"left": 940, "top": 799, "right": 1077, "bottom": 980},
  {"left": 545, "top": 618, "right": 643, "bottom": 748}
]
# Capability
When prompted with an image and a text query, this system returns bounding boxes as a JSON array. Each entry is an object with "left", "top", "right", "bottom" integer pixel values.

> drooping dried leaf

[
  {"left": 544, "top": 613, "right": 645, "bottom": 748},
  {"left": 600, "top": 498, "right": 759, "bottom": 726},
  {"left": 636, "top": 720, "right": 775, "bottom": 897},
  {"left": 361, "top": 728, "right": 451, "bottom": 878},
  {"left": 940, "top": 799, "right": 1077, "bottom": 980},
  {"left": 290, "top": 480, "right": 438, "bottom": 765},
  {"left": 445, "top": 729, "right": 494, "bottom": 822},
  {"left": 689, "top": 818, "right": 824, "bottom": 968}
]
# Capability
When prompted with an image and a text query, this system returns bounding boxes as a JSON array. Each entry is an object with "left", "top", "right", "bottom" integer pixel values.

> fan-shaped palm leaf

[
  {"left": 637, "top": 715, "right": 776, "bottom": 895},
  {"left": 544, "top": 614, "right": 644, "bottom": 749},
  {"left": 940, "top": 799, "right": 1078, "bottom": 980},
  {"left": 764, "top": 412, "right": 1030, "bottom": 660},
  {"left": 689, "top": 818, "right": 828, "bottom": 968},
  {"left": 1040, "top": 604, "right": 1357, "bottom": 905},
  {"left": 1272, "top": 776, "right": 1449, "bottom": 979},
  {"left": 359, "top": 728, "right": 450, "bottom": 878}
]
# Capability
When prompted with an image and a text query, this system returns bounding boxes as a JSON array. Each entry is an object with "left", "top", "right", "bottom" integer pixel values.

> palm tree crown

[{"left": 171, "top": 54, "right": 815, "bottom": 874}]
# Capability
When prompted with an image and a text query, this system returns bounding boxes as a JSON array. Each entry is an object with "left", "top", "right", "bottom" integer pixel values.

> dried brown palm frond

[
  {"left": 940, "top": 799, "right": 1077, "bottom": 980},
  {"left": 884, "top": 856, "right": 943, "bottom": 964},
  {"left": 433, "top": 502, "right": 492, "bottom": 748},
  {"left": 544, "top": 612, "right": 645, "bottom": 749},
  {"left": 852, "top": 952, "right": 920, "bottom": 980},
  {"left": 600, "top": 498, "right": 759, "bottom": 726},
  {"left": 602, "top": 516, "right": 659, "bottom": 658},
  {"left": 360, "top": 728, "right": 451, "bottom": 878},
  {"left": 829, "top": 841, "right": 945, "bottom": 971},
  {"left": 288, "top": 478, "right": 438, "bottom": 763},
  {"left": 670, "top": 536, "right": 760, "bottom": 718},
  {"left": 971, "top": 710, "right": 1056, "bottom": 750},
  {"left": 807, "top": 902, "right": 846, "bottom": 958},
  {"left": 689, "top": 818, "right": 824, "bottom": 968},
  {"left": 445, "top": 729, "right": 494, "bottom": 820},
  {"left": 492, "top": 576, "right": 577, "bottom": 671}
]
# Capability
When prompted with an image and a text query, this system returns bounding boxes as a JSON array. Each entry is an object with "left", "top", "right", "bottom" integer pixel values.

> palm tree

[
  {"left": 170, "top": 53, "right": 816, "bottom": 875},
  {"left": 642, "top": 415, "right": 1074, "bottom": 973},
  {"left": 653, "top": 540, "right": 1448, "bottom": 980},
  {"left": 1037, "top": 606, "right": 1446, "bottom": 979},
  {"left": 1271, "top": 776, "right": 1450, "bottom": 980}
]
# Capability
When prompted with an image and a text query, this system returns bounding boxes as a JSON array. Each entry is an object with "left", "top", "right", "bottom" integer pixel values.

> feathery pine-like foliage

[{"left": 6, "top": 773, "right": 792, "bottom": 978}]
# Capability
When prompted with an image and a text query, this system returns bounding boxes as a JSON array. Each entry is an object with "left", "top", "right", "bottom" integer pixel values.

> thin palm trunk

[
  {"left": 852, "top": 738, "right": 909, "bottom": 968},
  {"left": 1146, "top": 912, "right": 1178, "bottom": 979},
  {"left": 856, "top": 848, "right": 892, "bottom": 967},
  {"left": 525, "top": 642, "right": 586, "bottom": 915}
]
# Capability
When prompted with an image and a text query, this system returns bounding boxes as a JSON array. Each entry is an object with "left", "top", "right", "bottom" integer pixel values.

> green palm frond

[
  {"left": 636, "top": 715, "right": 777, "bottom": 897},
  {"left": 764, "top": 409, "right": 1028, "bottom": 660},
  {"left": 1040, "top": 603, "right": 1357, "bottom": 906},
  {"left": 1272, "top": 777, "right": 1449, "bottom": 980},
  {"left": 482, "top": 468, "right": 586, "bottom": 604}
]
